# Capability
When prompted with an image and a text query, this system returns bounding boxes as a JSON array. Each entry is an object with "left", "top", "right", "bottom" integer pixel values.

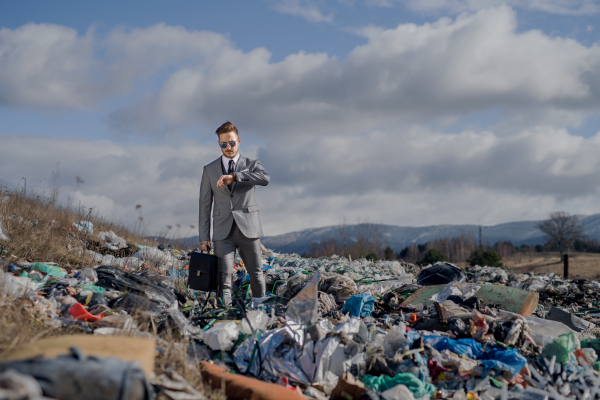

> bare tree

[{"left": 536, "top": 211, "right": 584, "bottom": 260}]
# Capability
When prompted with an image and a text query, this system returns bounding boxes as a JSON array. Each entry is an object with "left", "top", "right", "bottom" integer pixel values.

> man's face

[{"left": 218, "top": 131, "right": 240, "bottom": 159}]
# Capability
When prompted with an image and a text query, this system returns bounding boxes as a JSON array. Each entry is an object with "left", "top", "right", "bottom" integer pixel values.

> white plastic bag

[
  {"left": 0, "top": 270, "right": 37, "bottom": 298},
  {"left": 203, "top": 322, "right": 238, "bottom": 351}
]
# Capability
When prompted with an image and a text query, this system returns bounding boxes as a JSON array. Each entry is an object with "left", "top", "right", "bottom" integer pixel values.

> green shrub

[
  {"left": 365, "top": 253, "right": 378, "bottom": 261},
  {"left": 467, "top": 249, "right": 503, "bottom": 267},
  {"left": 419, "top": 248, "right": 448, "bottom": 265}
]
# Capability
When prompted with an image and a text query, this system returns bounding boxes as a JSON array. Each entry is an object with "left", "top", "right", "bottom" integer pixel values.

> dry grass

[
  {"left": 502, "top": 251, "right": 600, "bottom": 280},
  {"left": 0, "top": 292, "right": 223, "bottom": 398},
  {"left": 0, "top": 191, "right": 224, "bottom": 398},
  {"left": 0, "top": 190, "right": 155, "bottom": 268}
]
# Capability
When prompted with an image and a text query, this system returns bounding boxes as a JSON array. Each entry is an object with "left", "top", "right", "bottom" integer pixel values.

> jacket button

[{"left": 230, "top": 194, "right": 233, "bottom": 198}]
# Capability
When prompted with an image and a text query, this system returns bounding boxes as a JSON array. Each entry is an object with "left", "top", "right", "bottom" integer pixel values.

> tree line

[{"left": 305, "top": 211, "right": 588, "bottom": 264}]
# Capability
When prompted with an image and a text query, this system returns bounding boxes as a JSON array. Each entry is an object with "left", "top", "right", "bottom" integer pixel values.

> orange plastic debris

[{"left": 70, "top": 302, "right": 104, "bottom": 322}]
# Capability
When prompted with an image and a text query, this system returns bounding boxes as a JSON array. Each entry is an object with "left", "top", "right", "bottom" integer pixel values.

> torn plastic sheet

[
  {"left": 240, "top": 309, "right": 272, "bottom": 335},
  {"left": 285, "top": 272, "right": 358, "bottom": 304},
  {"left": 298, "top": 335, "right": 341, "bottom": 384},
  {"left": 0, "top": 221, "right": 9, "bottom": 241},
  {"left": 96, "top": 266, "right": 178, "bottom": 309},
  {"left": 430, "top": 284, "right": 480, "bottom": 303},
  {"left": 233, "top": 326, "right": 309, "bottom": 384},
  {"left": 342, "top": 293, "right": 377, "bottom": 317},
  {"left": 423, "top": 336, "right": 527, "bottom": 377},
  {"left": 98, "top": 230, "right": 127, "bottom": 250},
  {"left": 356, "top": 276, "right": 413, "bottom": 295},
  {"left": 0, "top": 269, "right": 38, "bottom": 297},
  {"left": 285, "top": 274, "right": 319, "bottom": 343},
  {"left": 72, "top": 220, "right": 94, "bottom": 234},
  {"left": 204, "top": 322, "right": 238, "bottom": 351},
  {"left": 417, "top": 262, "right": 465, "bottom": 286},
  {"left": 164, "top": 309, "right": 203, "bottom": 340}
]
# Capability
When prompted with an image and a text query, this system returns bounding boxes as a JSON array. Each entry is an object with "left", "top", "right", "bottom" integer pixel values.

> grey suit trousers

[{"left": 213, "top": 221, "right": 266, "bottom": 306}]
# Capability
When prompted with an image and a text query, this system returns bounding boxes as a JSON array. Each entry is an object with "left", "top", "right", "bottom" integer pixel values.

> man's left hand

[{"left": 217, "top": 174, "right": 234, "bottom": 188}]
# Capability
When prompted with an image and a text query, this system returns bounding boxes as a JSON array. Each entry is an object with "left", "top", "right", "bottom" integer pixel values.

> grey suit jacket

[{"left": 199, "top": 154, "right": 270, "bottom": 242}]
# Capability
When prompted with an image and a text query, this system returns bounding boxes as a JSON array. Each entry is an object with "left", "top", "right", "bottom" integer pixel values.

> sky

[{"left": 1, "top": 0, "right": 600, "bottom": 239}]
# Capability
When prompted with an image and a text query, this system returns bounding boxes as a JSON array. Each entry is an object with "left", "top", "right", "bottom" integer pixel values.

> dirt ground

[{"left": 500, "top": 252, "right": 600, "bottom": 280}]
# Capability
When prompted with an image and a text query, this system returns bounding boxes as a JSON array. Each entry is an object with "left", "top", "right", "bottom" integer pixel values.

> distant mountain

[
  {"left": 173, "top": 214, "right": 600, "bottom": 254},
  {"left": 258, "top": 214, "right": 600, "bottom": 255}
]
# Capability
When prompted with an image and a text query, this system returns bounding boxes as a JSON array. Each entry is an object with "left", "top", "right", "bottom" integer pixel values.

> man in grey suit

[{"left": 199, "top": 121, "right": 270, "bottom": 306}]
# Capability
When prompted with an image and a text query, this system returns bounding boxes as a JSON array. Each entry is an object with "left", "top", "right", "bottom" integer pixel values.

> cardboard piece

[
  {"left": 0, "top": 334, "right": 155, "bottom": 379},
  {"left": 330, "top": 376, "right": 367, "bottom": 400},
  {"left": 401, "top": 284, "right": 539, "bottom": 316},
  {"left": 201, "top": 361, "right": 305, "bottom": 400}
]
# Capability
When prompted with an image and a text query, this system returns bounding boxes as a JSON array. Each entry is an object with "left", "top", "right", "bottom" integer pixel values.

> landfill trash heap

[{"left": 3, "top": 241, "right": 600, "bottom": 400}]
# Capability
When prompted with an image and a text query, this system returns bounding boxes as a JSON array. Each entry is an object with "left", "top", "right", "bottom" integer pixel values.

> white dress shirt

[{"left": 222, "top": 153, "right": 240, "bottom": 177}]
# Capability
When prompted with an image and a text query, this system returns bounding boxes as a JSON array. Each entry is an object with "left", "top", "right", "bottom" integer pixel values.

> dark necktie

[{"left": 228, "top": 159, "right": 234, "bottom": 191}]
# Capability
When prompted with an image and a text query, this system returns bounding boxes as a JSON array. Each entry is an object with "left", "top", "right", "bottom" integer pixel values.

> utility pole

[
  {"left": 21, "top": 177, "right": 26, "bottom": 196},
  {"left": 479, "top": 225, "right": 482, "bottom": 249}
]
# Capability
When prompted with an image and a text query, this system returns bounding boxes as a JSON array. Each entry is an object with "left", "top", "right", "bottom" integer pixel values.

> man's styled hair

[{"left": 216, "top": 121, "right": 238, "bottom": 136}]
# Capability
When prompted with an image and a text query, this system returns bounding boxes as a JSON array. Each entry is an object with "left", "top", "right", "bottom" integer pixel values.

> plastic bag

[
  {"left": 541, "top": 332, "right": 578, "bottom": 364},
  {"left": 417, "top": 262, "right": 465, "bottom": 286},
  {"left": 382, "top": 323, "right": 407, "bottom": 358},
  {"left": 71, "top": 220, "right": 94, "bottom": 234},
  {"left": 361, "top": 373, "right": 436, "bottom": 399},
  {"left": 286, "top": 274, "right": 320, "bottom": 327},
  {"left": 430, "top": 284, "right": 480, "bottom": 303},
  {"left": 204, "top": 322, "right": 239, "bottom": 351},
  {"left": 30, "top": 263, "right": 67, "bottom": 278},
  {"left": 285, "top": 272, "right": 358, "bottom": 304},
  {"left": 0, "top": 269, "right": 37, "bottom": 298},
  {"left": 525, "top": 316, "right": 574, "bottom": 347},
  {"left": 423, "top": 336, "right": 483, "bottom": 359},
  {"left": 240, "top": 309, "right": 272, "bottom": 334},
  {"left": 78, "top": 283, "right": 107, "bottom": 293},
  {"left": 480, "top": 348, "right": 527, "bottom": 376},
  {"left": 78, "top": 268, "right": 97, "bottom": 281},
  {"left": 342, "top": 293, "right": 377, "bottom": 318},
  {"left": 581, "top": 338, "right": 600, "bottom": 352},
  {"left": 96, "top": 266, "right": 178, "bottom": 309},
  {"left": 0, "top": 221, "right": 9, "bottom": 241},
  {"left": 98, "top": 230, "right": 127, "bottom": 249}
]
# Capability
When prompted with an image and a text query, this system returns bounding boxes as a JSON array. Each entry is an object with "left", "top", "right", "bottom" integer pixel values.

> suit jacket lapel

[
  {"left": 215, "top": 157, "right": 231, "bottom": 194},
  {"left": 231, "top": 155, "right": 246, "bottom": 197}
]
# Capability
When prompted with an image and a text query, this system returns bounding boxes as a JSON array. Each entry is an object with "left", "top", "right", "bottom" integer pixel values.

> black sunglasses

[{"left": 219, "top": 141, "right": 237, "bottom": 149}]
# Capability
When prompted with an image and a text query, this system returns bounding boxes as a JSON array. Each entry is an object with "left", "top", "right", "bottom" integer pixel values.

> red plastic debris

[{"left": 70, "top": 302, "right": 104, "bottom": 322}]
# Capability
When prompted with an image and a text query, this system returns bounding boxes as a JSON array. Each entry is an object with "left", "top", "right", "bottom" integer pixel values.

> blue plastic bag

[
  {"left": 342, "top": 293, "right": 377, "bottom": 317},
  {"left": 424, "top": 336, "right": 526, "bottom": 377},
  {"left": 423, "top": 336, "right": 483, "bottom": 359},
  {"left": 481, "top": 348, "right": 527, "bottom": 376}
]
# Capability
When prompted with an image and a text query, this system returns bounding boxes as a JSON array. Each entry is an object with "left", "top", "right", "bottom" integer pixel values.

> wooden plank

[{"left": 400, "top": 284, "right": 539, "bottom": 316}]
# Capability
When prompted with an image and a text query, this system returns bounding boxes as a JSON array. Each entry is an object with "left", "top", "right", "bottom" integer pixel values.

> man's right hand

[{"left": 200, "top": 241, "right": 211, "bottom": 252}]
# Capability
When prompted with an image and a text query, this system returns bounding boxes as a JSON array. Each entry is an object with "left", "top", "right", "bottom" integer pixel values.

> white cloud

[
  {"left": 271, "top": 0, "right": 334, "bottom": 22},
  {"left": 3, "top": 9, "right": 600, "bottom": 132},
  {"left": 384, "top": 0, "right": 600, "bottom": 16},
  {"left": 0, "top": 23, "right": 101, "bottom": 109},
  {"left": 105, "top": 7, "right": 600, "bottom": 136}
]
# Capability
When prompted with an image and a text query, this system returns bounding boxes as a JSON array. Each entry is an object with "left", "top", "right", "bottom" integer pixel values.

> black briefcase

[{"left": 187, "top": 251, "right": 219, "bottom": 292}]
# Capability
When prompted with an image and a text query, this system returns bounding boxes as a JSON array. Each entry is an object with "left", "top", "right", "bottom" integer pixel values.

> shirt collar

[{"left": 222, "top": 153, "right": 240, "bottom": 168}]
